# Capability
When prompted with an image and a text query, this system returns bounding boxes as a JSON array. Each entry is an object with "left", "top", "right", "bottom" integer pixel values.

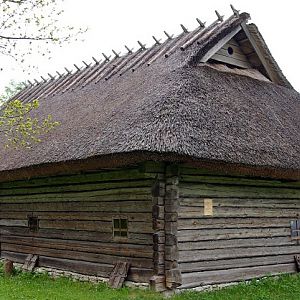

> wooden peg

[
  {"left": 230, "top": 4, "right": 240, "bottom": 17},
  {"left": 4, "top": 260, "right": 13, "bottom": 276},
  {"left": 196, "top": 18, "right": 206, "bottom": 28},
  {"left": 56, "top": 71, "right": 63, "bottom": 77},
  {"left": 82, "top": 60, "right": 89, "bottom": 67},
  {"left": 164, "top": 31, "right": 173, "bottom": 39},
  {"left": 64, "top": 67, "right": 72, "bottom": 74},
  {"left": 28, "top": 80, "right": 34, "bottom": 86},
  {"left": 34, "top": 79, "right": 39, "bottom": 84},
  {"left": 41, "top": 76, "right": 47, "bottom": 83},
  {"left": 215, "top": 10, "right": 224, "bottom": 22},
  {"left": 102, "top": 53, "right": 111, "bottom": 61},
  {"left": 112, "top": 49, "right": 120, "bottom": 58},
  {"left": 74, "top": 64, "right": 81, "bottom": 71},
  {"left": 47, "top": 73, "right": 55, "bottom": 80},
  {"left": 152, "top": 36, "right": 161, "bottom": 45},
  {"left": 137, "top": 41, "right": 146, "bottom": 50},
  {"left": 125, "top": 45, "right": 133, "bottom": 54},
  {"left": 180, "top": 24, "right": 188, "bottom": 33},
  {"left": 92, "top": 56, "right": 99, "bottom": 64}
]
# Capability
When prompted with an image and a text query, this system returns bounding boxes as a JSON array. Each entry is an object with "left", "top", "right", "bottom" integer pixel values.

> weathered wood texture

[
  {"left": 148, "top": 162, "right": 182, "bottom": 291},
  {"left": 177, "top": 165, "right": 300, "bottom": 289},
  {"left": 0, "top": 166, "right": 156, "bottom": 283}
]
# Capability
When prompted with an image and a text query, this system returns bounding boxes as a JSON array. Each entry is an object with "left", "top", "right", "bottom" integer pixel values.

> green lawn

[{"left": 1, "top": 269, "right": 300, "bottom": 300}]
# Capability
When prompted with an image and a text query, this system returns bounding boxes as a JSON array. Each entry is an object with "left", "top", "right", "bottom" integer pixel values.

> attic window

[
  {"left": 28, "top": 216, "right": 39, "bottom": 232},
  {"left": 113, "top": 218, "right": 128, "bottom": 238}
]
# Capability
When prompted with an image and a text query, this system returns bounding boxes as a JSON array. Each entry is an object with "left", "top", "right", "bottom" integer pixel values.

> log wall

[
  {"left": 0, "top": 166, "right": 156, "bottom": 283},
  {"left": 177, "top": 165, "right": 300, "bottom": 289}
]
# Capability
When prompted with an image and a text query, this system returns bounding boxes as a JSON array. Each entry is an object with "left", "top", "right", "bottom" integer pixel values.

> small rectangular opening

[
  {"left": 28, "top": 216, "right": 39, "bottom": 232},
  {"left": 113, "top": 217, "right": 128, "bottom": 238}
]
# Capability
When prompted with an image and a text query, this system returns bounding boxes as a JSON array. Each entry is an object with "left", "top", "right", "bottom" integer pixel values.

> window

[
  {"left": 28, "top": 216, "right": 39, "bottom": 232},
  {"left": 291, "top": 220, "right": 300, "bottom": 240},
  {"left": 113, "top": 218, "right": 128, "bottom": 238}
]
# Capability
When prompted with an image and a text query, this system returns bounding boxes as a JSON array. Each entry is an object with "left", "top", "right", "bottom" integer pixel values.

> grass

[{"left": 1, "top": 267, "right": 300, "bottom": 300}]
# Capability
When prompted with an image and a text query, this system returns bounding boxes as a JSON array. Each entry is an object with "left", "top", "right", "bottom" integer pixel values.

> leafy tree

[
  {"left": 0, "top": 0, "right": 84, "bottom": 147},
  {"left": 0, "top": 98, "right": 60, "bottom": 148},
  {"left": 0, "top": 80, "right": 23, "bottom": 102},
  {"left": 0, "top": 0, "right": 86, "bottom": 71}
]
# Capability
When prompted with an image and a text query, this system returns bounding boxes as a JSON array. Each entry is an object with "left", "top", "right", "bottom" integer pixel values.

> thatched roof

[{"left": 1, "top": 11, "right": 299, "bottom": 180}]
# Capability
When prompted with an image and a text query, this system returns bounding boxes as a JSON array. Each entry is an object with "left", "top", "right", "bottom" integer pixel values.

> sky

[{"left": 1, "top": 0, "right": 300, "bottom": 92}]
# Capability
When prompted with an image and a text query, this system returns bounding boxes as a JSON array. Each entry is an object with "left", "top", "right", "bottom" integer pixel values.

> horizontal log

[
  {"left": 1, "top": 235, "right": 153, "bottom": 258},
  {"left": 0, "top": 192, "right": 152, "bottom": 203},
  {"left": 0, "top": 180, "right": 154, "bottom": 197},
  {"left": 180, "top": 198, "right": 300, "bottom": 209},
  {"left": 0, "top": 219, "right": 27, "bottom": 227},
  {"left": 179, "top": 206, "right": 300, "bottom": 218},
  {"left": 1, "top": 243, "right": 153, "bottom": 269},
  {"left": 0, "top": 200, "right": 152, "bottom": 213},
  {"left": 180, "top": 174, "right": 300, "bottom": 188},
  {"left": 1, "top": 226, "right": 153, "bottom": 245},
  {"left": 1, "top": 251, "right": 153, "bottom": 283},
  {"left": 0, "top": 167, "right": 155, "bottom": 189},
  {"left": 178, "top": 217, "right": 291, "bottom": 230},
  {"left": 38, "top": 220, "right": 152, "bottom": 234},
  {"left": 180, "top": 263, "right": 296, "bottom": 288},
  {"left": 178, "top": 245, "right": 300, "bottom": 262},
  {"left": 0, "top": 212, "right": 152, "bottom": 222},
  {"left": 178, "top": 227, "right": 290, "bottom": 242},
  {"left": 180, "top": 184, "right": 300, "bottom": 199},
  {"left": 179, "top": 254, "right": 296, "bottom": 273},
  {"left": 178, "top": 236, "right": 295, "bottom": 251}
]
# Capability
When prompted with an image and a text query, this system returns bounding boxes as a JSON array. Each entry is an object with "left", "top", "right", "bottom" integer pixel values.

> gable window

[
  {"left": 113, "top": 218, "right": 128, "bottom": 238},
  {"left": 28, "top": 216, "right": 39, "bottom": 232}
]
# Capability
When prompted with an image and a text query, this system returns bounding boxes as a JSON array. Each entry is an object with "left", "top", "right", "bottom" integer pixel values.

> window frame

[
  {"left": 112, "top": 217, "right": 128, "bottom": 239},
  {"left": 27, "top": 215, "right": 39, "bottom": 232}
]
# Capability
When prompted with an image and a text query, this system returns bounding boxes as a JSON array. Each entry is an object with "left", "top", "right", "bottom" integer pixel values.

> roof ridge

[{"left": 14, "top": 5, "right": 245, "bottom": 102}]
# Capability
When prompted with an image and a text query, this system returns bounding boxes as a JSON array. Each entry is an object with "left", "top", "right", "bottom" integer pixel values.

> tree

[
  {"left": 0, "top": 0, "right": 86, "bottom": 71},
  {"left": 0, "top": 0, "right": 85, "bottom": 147}
]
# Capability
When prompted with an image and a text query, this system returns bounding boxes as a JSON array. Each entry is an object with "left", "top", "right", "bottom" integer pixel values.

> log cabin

[{"left": 0, "top": 9, "right": 300, "bottom": 292}]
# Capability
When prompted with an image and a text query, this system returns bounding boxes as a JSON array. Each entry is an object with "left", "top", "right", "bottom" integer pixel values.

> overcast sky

[{"left": 1, "top": 0, "right": 299, "bottom": 92}]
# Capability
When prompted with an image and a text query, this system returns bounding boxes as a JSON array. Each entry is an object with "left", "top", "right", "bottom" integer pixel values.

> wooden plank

[
  {"left": 200, "top": 25, "right": 242, "bottom": 62},
  {"left": 0, "top": 212, "right": 152, "bottom": 222},
  {"left": 178, "top": 245, "right": 300, "bottom": 263},
  {"left": 177, "top": 217, "right": 292, "bottom": 230},
  {"left": 22, "top": 254, "right": 39, "bottom": 272},
  {"left": 0, "top": 180, "right": 153, "bottom": 197},
  {"left": 211, "top": 53, "right": 251, "bottom": 68},
  {"left": 0, "top": 200, "right": 153, "bottom": 212},
  {"left": 179, "top": 206, "right": 300, "bottom": 218},
  {"left": 0, "top": 226, "right": 153, "bottom": 245},
  {"left": 180, "top": 254, "right": 296, "bottom": 273},
  {"left": 1, "top": 236, "right": 153, "bottom": 258},
  {"left": 109, "top": 262, "right": 130, "bottom": 288},
  {"left": 180, "top": 263, "right": 296, "bottom": 288},
  {"left": 180, "top": 174, "right": 300, "bottom": 188},
  {"left": 0, "top": 167, "right": 155, "bottom": 190},
  {"left": 240, "top": 23, "right": 276, "bottom": 83},
  {"left": 180, "top": 198, "right": 300, "bottom": 209},
  {"left": 1, "top": 251, "right": 152, "bottom": 282},
  {"left": 179, "top": 183, "right": 300, "bottom": 199},
  {"left": 177, "top": 227, "right": 290, "bottom": 242},
  {"left": 1, "top": 243, "right": 153, "bottom": 269},
  {"left": 178, "top": 236, "right": 294, "bottom": 251},
  {"left": 0, "top": 192, "right": 152, "bottom": 203}
]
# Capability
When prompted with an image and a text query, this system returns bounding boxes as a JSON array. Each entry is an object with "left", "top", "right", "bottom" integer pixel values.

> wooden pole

[{"left": 4, "top": 259, "right": 13, "bottom": 276}]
